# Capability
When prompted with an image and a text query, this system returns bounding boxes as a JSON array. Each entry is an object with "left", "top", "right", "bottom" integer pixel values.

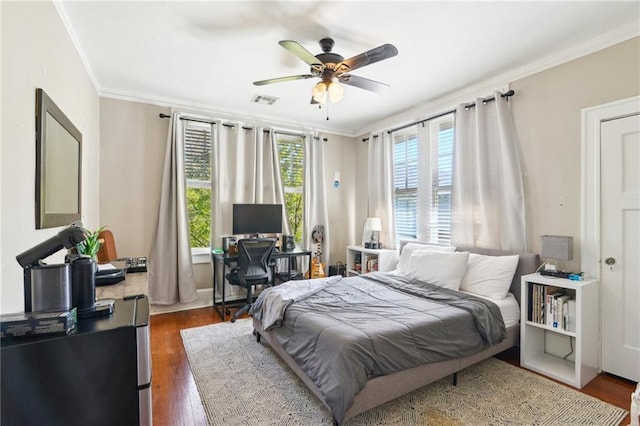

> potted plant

[{"left": 75, "top": 226, "right": 107, "bottom": 259}]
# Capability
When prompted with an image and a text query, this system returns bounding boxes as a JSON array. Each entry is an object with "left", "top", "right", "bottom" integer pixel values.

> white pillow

[
  {"left": 405, "top": 251, "right": 470, "bottom": 291},
  {"left": 459, "top": 253, "right": 519, "bottom": 300},
  {"left": 396, "top": 242, "right": 456, "bottom": 274}
]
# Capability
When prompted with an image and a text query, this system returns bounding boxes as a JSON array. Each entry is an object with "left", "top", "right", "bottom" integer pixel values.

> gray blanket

[
  {"left": 250, "top": 275, "right": 342, "bottom": 330},
  {"left": 253, "top": 271, "right": 506, "bottom": 424}
]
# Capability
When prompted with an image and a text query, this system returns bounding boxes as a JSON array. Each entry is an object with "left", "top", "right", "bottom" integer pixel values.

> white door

[{"left": 601, "top": 113, "right": 640, "bottom": 382}]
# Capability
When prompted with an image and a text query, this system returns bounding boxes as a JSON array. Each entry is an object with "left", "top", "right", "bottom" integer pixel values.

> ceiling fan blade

[
  {"left": 310, "top": 96, "right": 320, "bottom": 105},
  {"left": 279, "top": 40, "right": 322, "bottom": 66},
  {"left": 253, "top": 74, "right": 314, "bottom": 86},
  {"left": 337, "top": 44, "right": 398, "bottom": 73},
  {"left": 339, "top": 74, "right": 390, "bottom": 93}
]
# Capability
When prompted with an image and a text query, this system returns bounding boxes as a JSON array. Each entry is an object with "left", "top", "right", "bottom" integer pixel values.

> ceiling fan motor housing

[{"left": 315, "top": 38, "right": 347, "bottom": 74}]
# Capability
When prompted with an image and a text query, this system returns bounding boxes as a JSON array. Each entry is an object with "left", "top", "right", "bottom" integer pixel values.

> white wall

[
  {"left": 99, "top": 98, "right": 167, "bottom": 259},
  {"left": 511, "top": 37, "right": 639, "bottom": 272},
  {"left": 0, "top": 2, "right": 100, "bottom": 314},
  {"left": 323, "top": 133, "right": 358, "bottom": 264}
]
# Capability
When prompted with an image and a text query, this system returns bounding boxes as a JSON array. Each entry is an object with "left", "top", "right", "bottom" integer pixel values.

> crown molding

[
  {"left": 355, "top": 21, "right": 640, "bottom": 137},
  {"left": 100, "top": 88, "right": 355, "bottom": 138},
  {"left": 56, "top": 0, "right": 638, "bottom": 140},
  {"left": 53, "top": 1, "right": 101, "bottom": 94}
]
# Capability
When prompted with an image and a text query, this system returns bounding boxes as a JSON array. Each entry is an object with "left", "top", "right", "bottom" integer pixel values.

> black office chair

[{"left": 225, "top": 238, "right": 277, "bottom": 323}]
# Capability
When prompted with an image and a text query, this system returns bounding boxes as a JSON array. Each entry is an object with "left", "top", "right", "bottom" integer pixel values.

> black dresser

[{"left": 1, "top": 296, "right": 151, "bottom": 426}]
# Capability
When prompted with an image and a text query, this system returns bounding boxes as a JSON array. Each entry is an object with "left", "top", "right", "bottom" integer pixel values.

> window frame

[
  {"left": 183, "top": 119, "right": 213, "bottom": 260},
  {"left": 392, "top": 113, "right": 455, "bottom": 246},
  {"left": 275, "top": 133, "right": 305, "bottom": 243}
]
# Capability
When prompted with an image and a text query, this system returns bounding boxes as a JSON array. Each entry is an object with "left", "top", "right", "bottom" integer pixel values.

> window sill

[{"left": 191, "top": 247, "right": 211, "bottom": 264}]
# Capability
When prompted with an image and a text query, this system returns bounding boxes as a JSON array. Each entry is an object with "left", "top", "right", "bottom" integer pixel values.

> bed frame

[{"left": 252, "top": 245, "right": 539, "bottom": 425}]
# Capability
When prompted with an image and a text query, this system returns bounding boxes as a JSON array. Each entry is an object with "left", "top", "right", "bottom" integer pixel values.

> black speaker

[{"left": 282, "top": 235, "right": 295, "bottom": 252}]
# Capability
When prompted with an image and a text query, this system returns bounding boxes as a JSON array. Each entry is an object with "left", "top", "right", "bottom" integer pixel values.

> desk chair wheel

[{"left": 252, "top": 329, "right": 261, "bottom": 343}]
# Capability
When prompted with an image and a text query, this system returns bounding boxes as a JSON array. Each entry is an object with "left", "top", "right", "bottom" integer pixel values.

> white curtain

[
  {"left": 367, "top": 132, "right": 397, "bottom": 249},
  {"left": 148, "top": 113, "right": 198, "bottom": 305},
  {"left": 451, "top": 91, "right": 526, "bottom": 251},
  {"left": 212, "top": 124, "right": 289, "bottom": 300},
  {"left": 304, "top": 134, "right": 330, "bottom": 268}
]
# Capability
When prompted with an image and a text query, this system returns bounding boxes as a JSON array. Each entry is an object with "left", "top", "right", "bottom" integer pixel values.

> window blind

[
  {"left": 184, "top": 123, "right": 212, "bottom": 187},
  {"left": 431, "top": 122, "right": 453, "bottom": 243},
  {"left": 276, "top": 134, "right": 305, "bottom": 242},
  {"left": 184, "top": 121, "right": 212, "bottom": 248},
  {"left": 392, "top": 115, "right": 454, "bottom": 245},
  {"left": 393, "top": 134, "right": 418, "bottom": 240}
]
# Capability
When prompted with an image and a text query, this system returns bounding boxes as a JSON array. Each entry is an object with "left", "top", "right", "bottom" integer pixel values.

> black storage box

[{"left": 328, "top": 262, "right": 346, "bottom": 277}]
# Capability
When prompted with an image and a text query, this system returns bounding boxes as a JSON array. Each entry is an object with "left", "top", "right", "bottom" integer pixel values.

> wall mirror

[{"left": 35, "top": 88, "right": 82, "bottom": 229}]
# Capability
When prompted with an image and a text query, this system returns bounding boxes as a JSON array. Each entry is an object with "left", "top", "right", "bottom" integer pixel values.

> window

[
  {"left": 429, "top": 118, "right": 454, "bottom": 243},
  {"left": 393, "top": 131, "right": 419, "bottom": 241},
  {"left": 392, "top": 114, "right": 454, "bottom": 245},
  {"left": 184, "top": 121, "right": 212, "bottom": 248},
  {"left": 275, "top": 133, "right": 305, "bottom": 242}
]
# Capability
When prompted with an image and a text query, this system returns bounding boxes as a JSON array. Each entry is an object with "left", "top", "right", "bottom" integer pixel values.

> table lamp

[
  {"left": 540, "top": 235, "right": 573, "bottom": 272},
  {"left": 362, "top": 217, "right": 382, "bottom": 249}
]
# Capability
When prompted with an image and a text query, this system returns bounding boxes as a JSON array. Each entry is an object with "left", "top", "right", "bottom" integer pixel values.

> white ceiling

[{"left": 57, "top": 1, "right": 639, "bottom": 136}]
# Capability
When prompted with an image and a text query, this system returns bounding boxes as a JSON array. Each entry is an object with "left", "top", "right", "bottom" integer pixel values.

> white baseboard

[{"left": 150, "top": 288, "right": 213, "bottom": 315}]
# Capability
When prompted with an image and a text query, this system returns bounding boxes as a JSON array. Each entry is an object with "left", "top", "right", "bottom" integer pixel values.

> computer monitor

[{"left": 232, "top": 204, "right": 283, "bottom": 236}]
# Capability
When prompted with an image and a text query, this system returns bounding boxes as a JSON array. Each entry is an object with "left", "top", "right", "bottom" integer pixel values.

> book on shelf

[
  {"left": 527, "top": 284, "right": 576, "bottom": 329},
  {"left": 566, "top": 299, "right": 577, "bottom": 332},
  {"left": 544, "top": 287, "right": 564, "bottom": 327},
  {"left": 364, "top": 257, "right": 378, "bottom": 273},
  {"left": 555, "top": 294, "right": 572, "bottom": 329}
]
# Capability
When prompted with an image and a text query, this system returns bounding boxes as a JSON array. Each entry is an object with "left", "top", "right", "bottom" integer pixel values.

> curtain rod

[
  {"left": 362, "top": 89, "right": 515, "bottom": 142},
  {"left": 158, "top": 113, "right": 256, "bottom": 131},
  {"left": 158, "top": 113, "right": 324, "bottom": 140},
  {"left": 159, "top": 113, "right": 217, "bottom": 125}
]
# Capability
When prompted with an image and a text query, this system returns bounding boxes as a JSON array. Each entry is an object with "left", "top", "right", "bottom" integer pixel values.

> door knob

[{"left": 605, "top": 257, "right": 616, "bottom": 265}]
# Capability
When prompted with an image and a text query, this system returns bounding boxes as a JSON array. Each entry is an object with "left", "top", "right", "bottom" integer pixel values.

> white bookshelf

[
  {"left": 520, "top": 273, "right": 599, "bottom": 388},
  {"left": 345, "top": 246, "right": 398, "bottom": 276}
]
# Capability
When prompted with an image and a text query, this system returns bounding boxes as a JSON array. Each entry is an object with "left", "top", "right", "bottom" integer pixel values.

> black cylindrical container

[{"left": 72, "top": 256, "right": 96, "bottom": 311}]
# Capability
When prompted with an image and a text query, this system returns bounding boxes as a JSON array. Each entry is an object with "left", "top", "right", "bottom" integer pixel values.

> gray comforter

[{"left": 251, "top": 271, "right": 506, "bottom": 424}]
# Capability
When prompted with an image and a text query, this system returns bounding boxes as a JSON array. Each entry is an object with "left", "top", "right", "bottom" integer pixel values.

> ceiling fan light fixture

[
  {"left": 312, "top": 81, "right": 328, "bottom": 104},
  {"left": 312, "top": 80, "right": 343, "bottom": 104},
  {"left": 328, "top": 81, "right": 344, "bottom": 103}
]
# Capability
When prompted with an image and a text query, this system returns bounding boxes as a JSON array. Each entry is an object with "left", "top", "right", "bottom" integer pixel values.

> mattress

[{"left": 459, "top": 290, "right": 520, "bottom": 327}]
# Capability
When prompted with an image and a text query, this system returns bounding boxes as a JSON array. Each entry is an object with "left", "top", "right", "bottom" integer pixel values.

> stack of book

[
  {"left": 364, "top": 256, "right": 378, "bottom": 273},
  {"left": 528, "top": 284, "right": 576, "bottom": 331}
]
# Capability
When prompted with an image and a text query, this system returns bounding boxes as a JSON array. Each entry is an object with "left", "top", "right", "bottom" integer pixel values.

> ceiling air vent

[{"left": 251, "top": 95, "right": 279, "bottom": 106}]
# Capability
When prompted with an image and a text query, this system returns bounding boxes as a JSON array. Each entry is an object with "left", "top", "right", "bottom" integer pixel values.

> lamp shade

[
  {"left": 328, "top": 81, "right": 344, "bottom": 103},
  {"left": 364, "top": 217, "right": 382, "bottom": 231},
  {"left": 540, "top": 235, "right": 573, "bottom": 261},
  {"left": 362, "top": 217, "right": 382, "bottom": 246},
  {"left": 312, "top": 82, "right": 327, "bottom": 104}
]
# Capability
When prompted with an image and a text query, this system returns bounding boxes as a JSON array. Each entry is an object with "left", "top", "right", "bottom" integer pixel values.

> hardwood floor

[{"left": 151, "top": 307, "right": 637, "bottom": 425}]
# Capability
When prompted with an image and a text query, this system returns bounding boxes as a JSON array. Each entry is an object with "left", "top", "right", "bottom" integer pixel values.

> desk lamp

[
  {"left": 540, "top": 235, "right": 573, "bottom": 272},
  {"left": 362, "top": 217, "right": 382, "bottom": 249}
]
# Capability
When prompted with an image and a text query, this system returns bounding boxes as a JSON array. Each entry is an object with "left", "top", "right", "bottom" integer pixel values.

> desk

[
  {"left": 95, "top": 271, "right": 148, "bottom": 300},
  {"left": 211, "top": 248, "right": 312, "bottom": 321}
]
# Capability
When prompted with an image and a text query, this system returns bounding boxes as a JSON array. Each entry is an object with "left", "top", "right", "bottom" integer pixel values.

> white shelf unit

[
  {"left": 345, "top": 246, "right": 399, "bottom": 277},
  {"left": 520, "top": 273, "right": 599, "bottom": 388}
]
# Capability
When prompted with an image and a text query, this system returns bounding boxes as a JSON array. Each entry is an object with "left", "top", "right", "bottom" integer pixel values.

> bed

[{"left": 250, "top": 243, "right": 539, "bottom": 425}]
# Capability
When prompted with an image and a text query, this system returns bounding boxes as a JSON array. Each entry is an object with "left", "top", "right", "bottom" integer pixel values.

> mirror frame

[{"left": 35, "top": 88, "right": 82, "bottom": 229}]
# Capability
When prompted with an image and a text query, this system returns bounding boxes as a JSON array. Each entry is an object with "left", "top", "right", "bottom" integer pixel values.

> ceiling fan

[{"left": 253, "top": 38, "right": 398, "bottom": 105}]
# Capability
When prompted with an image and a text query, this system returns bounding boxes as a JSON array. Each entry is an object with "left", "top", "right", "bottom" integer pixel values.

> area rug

[{"left": 181, "top": 319, "right": 628, "bottom": 426}]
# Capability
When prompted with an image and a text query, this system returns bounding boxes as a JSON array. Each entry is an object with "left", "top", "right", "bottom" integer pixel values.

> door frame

[
  {"left": 581, "top": 95, "right": 640, "bottom": 372},
  {"left": 581, "top": 95, "right": 639, "bottom": 279}
]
